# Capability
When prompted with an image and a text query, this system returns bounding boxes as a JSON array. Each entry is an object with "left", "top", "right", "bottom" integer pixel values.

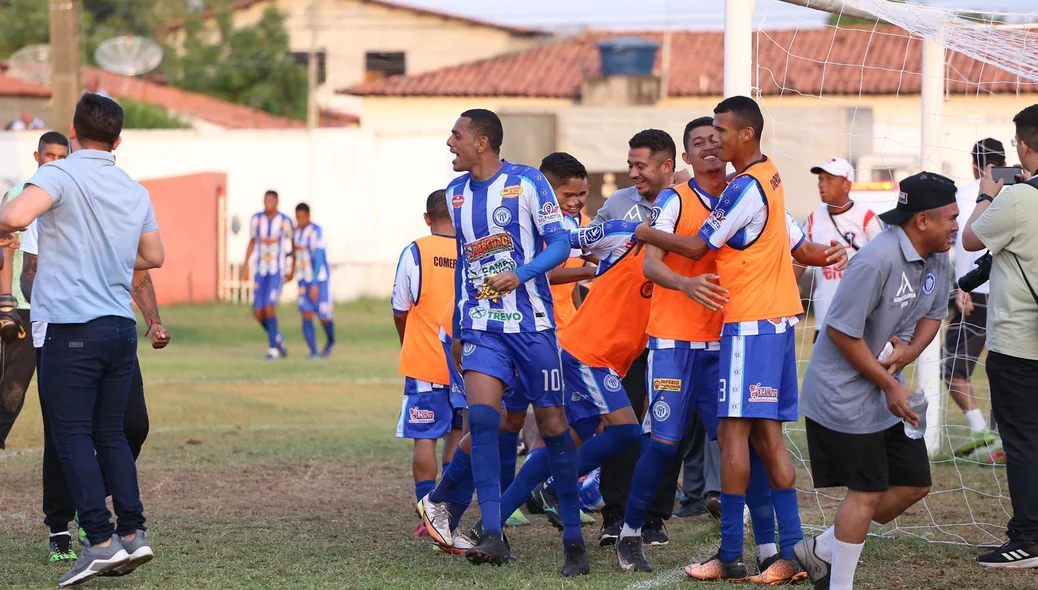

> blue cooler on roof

[{"left": 596, "top": 37, "right": 660, "bottom": 76}]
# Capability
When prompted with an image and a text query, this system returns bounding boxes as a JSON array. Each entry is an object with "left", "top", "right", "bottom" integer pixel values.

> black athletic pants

[
  {"left": 0, "top": 310, "right": 36, "bottom": 449},
  {"left": 987, "top": 351, "right": 1038, "bottom": 544},
  {"left": 38, "top": 347, "right": 149, "bottom": 533},
  {"left": 599, "top": 349, "right": 690, "bottom": 522}
]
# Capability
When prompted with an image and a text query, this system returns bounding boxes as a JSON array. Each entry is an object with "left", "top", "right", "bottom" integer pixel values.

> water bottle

[{"left": 904, "top": 389, "right": 928, "bottom": 440}]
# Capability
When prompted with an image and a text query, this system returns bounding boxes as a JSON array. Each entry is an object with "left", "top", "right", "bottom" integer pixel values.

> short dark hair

[
  {"left": 682, "top": 117, "right": 715, "bottom": 152},
  {"left": 539, "top": 152, "right": 587, "bottom": 184},
  {"left": 72, "top": 93, "right": 123, "bottom": 147},
  {"left": 629, "top": 129, "right": 676, "bottom": 163},
  {"left": 460, "top": 109, "right": 503, "bottom": 153},
  {"left": 1013, "top": 104, "right": 1038, "bottom": 155},
  {"left": 295, "top": 202, "right": 310, "bottom": 213},
  {"left": 265, "top": 190, "right": 279, "bottom": 199},
  {"left": 37, "top": 131, "right": 69, "bottom": 153},
  {"left": 426, "top": 189, "right": 449, "bottom": 221},
  {"left": 971, "top": 138, "right": 1006, "bottom": 169},
  {"left": 714, "top": 95, "right": 764, "bottom": 141}
]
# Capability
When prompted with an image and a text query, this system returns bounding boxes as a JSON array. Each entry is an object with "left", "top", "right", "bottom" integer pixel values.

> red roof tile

[
  {"left": 157, "top": 0, "right": 541, "bottom": 36},
  {"left": 0, "top": 71, "right": 51, "bottom": 98},
  {"left": 341, "top": 26, "right": 1038, "bottom": 98}
]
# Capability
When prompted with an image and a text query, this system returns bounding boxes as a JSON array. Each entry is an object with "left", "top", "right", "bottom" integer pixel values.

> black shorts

[
  {"left": 943, "top": 293, "right": 987, "bottom": 381},
  {"left": 806, "top": 418, "right": 932, "bottom": 492}
]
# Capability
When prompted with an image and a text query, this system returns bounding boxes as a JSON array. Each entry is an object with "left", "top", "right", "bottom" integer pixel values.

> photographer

[{"left": 962, "top": 104, "right": 1038, "bottom": 568}]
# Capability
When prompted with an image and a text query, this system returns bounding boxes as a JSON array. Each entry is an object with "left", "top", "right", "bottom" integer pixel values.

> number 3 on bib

[{"left": 542, "top": 369, "right": 562, "bottom": 392}]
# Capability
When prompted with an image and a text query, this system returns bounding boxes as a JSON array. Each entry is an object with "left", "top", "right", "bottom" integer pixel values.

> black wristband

[{"left": 976, "top": 194, "right": 995, "bottom": 204}]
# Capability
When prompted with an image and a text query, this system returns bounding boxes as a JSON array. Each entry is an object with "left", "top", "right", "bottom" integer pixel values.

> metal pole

[
  {"left": 48, "top": 0, "right": 81, "bottom": 134},
  {"left": 306, "top": 0, "right": 319, "bottom": 129},
  {"left": 724, "top": 0, "right": 755, "bottom": 98}
]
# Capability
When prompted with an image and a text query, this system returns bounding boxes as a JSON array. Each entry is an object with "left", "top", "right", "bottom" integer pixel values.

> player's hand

[
  {"left": 146, "top": 322, "right": 170, "bottom": 349},
  {"left": 285, "top": 268, "right": 295, "bottom": 282},
  {"left": 884, "top": 379, "right": 918, "bottom": 428},
  {"left": 955, "top": 290, "right": 974, "bottom": 317},
  {"left": 239, "top": 265, "right": 249, "bottom": 282},
  {"left": 878, "top": 336, "right": 909, "bottom": 376},
  {"left": 486, "top": 271, "right": 520, "bottom": 294},
  {"left": 680, "top": 273, "right": 729, "bottom": 311},
  {"left": 979, "top": 164, "right": 1004, "bottom": 199},
  {"left": 451, "top": 339, "right": 463, "bottom": 373},
  {"left": 308, "top": 284, "right": 319, "bottom": 303},
  {"left": 0, "top": 234, "right": 21, "bottom": 250},
  {"left": 1014, "top": 165, "right": 1033, "bottom": 182},
  {"left": 826, "top": 240, "right": 849, "bottom": 270},
  {"left": 632, "top": 222, "right": 653, "bottom": 256}
]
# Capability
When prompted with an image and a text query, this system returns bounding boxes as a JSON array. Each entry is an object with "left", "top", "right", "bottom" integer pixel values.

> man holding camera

[{"left": 962, "top": 104, "right": 1038, "bottom": 568}]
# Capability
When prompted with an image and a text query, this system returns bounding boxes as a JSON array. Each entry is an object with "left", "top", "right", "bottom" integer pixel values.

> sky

[{"left": 392, "top": 0, "right": 1035, "bottom": 31}]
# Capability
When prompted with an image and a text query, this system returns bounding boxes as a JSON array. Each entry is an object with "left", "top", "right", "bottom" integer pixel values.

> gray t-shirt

[
  {"left": 593, "top": 186, "right": 653, "bottom": 223},
  {"left": 26, "top": 149, "right": 158, "bottom": 324},
  {"left": 800, "top": 226, "right": 951, "bottom": 434}
]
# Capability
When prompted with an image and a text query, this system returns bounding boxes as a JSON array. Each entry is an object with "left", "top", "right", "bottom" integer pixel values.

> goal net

[{"left": 750, "top": 0, "right": 1038, "bottom": 546}]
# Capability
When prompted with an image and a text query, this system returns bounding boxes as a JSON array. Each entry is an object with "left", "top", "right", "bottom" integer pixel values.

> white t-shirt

[
  {"left": 953, "top": 178, "right": 990, "bottom": 295},
  {"left": 805, "top": 202, "right": 883, "bottom": 328},
  {"left": 19, "top": 220, "right": 47, "bottom": 348}
]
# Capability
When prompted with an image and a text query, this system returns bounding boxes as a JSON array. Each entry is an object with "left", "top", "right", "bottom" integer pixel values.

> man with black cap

[{"left": 793, "top": 171, "right": 957, "bottom": 590}]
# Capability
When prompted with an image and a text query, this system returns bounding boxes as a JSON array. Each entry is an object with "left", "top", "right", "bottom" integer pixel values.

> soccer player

[
  {"left": 545, "top": 152, "right": 595, "bottom": 327},
  {"left": 392, "top": 190, "right": 460, "bottom": 523},
  {"left": 242, "top": 190, "right": 295, "bottom": 359},
  {"left": 802, "top": 157, "right": 882, "bottom": 338},
  {"left": 796, "top": 172, "right": 956, "bottom": 590},
  {"left": 428, "top": 108, "right": 588, "bottom": 576},
  {"left": 294, "top": 202, "right": 335, "bottom": 358}
]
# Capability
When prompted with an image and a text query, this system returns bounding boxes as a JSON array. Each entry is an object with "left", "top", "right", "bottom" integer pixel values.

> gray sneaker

[
  {"left": 58, "top": 536, "right": 130, "bottom": 587},
  {"left": 793, "top": 536, "right": 831, "bottom": 589},
  {"left": 102, "top": 529, "right": 153, "bottom": 577}
]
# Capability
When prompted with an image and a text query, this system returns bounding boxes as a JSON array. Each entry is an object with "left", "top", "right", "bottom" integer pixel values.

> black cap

[
  {"left": 878, "top": 171, "right": 958, "bottom": 226},
  {"left": 971, "top": 138, "right": 1006, "bottom": 168}
]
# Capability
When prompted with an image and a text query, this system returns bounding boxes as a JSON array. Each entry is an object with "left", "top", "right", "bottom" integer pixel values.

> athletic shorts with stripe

[
  {"left": 298, "top": 280, "right": 333, "bottom": 321},
  {"left": 396, "top": 377, "right": 462, "bottom": 439},
  {"left": 253, "top": 274, "right": 283, "bottom": 309},
  {"left": 643, "top": 343, "right": 721, "bottom": 442},
  {"left": 561, "top": 349, "right": 632, "bottom": 442},
  {"left": 460, "top": 329, "right": 565, "bottom": 409},
  {"left": 718, "top": 318, "right": 800, "bottom": 422}
]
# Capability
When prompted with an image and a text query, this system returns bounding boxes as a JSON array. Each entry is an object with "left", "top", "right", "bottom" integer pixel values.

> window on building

[
  {"left": 290, "top": 51, "right": 327, "bottom": 85},
  {"left": 365, "top": 52, "right": 406, "bottom": 82}
]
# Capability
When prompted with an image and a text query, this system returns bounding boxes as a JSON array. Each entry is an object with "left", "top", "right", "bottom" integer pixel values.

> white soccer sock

[
  {"left": 830, "top": 538, "right": 865, "bottom": 590},
  {"left": 816, "top": 526, "right": 835, "bottom": 561},
  {"left": 619, "top": 523, "right": 641, "bottom": 539},
  {"left": 965, "top": 409, "right": 987, "bottom": 434},
  {"left": 757, "top": 542, "right": 778, "bottom": 561}
]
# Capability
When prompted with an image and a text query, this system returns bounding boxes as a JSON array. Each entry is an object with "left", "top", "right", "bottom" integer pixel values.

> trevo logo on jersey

[{"left": 464, "top": 233, "right": 515, "bottom": 261}]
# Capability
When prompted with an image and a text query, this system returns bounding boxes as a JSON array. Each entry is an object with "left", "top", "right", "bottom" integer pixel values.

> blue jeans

[{"left": 40, "top": 316, "right": 145, "bottom": 544}]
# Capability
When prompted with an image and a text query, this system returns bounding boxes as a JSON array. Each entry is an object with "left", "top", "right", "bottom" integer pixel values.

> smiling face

[
  {"left": 627, "top": 147, "right": 671, "bottom": 198},
  {"left": 912, "top": 202, "right": 959, "bottom": 254},
  {"left": 682, "top": 124, "right": 723, "bottom": 177},
  {"left": 553, "top": 176, "right": 589, "bottom": 217}
]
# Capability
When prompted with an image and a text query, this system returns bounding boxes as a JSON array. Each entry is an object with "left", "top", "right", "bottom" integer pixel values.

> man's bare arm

[
  {"left": 394, "top": 312, "right": 408, "bottom": 345},
  {"left": 635, "top": 224, "right": 709, "bottom": 260},
  {"left": 131, "top": 270, "right": 162, "bottom": 326},
  {"left": 20, "top": 253, "right": 36, "bottom": 304},
  {"left": 547, "top": 266, "right": 597, "bottom": 285}
]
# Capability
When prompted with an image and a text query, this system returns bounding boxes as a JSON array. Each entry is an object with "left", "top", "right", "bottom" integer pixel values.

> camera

[{"left": 958, "top": 251, "right": 993, "bottom": 292}]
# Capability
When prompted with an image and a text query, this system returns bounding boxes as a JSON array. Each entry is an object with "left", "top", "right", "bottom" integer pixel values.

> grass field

[{"left": 0, "top": 301, "right": 1034, "bottom": 589}]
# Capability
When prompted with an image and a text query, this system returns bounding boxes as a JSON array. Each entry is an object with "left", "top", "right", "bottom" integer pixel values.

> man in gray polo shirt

[
  {"left": 793, "top": 171, "right": 956, "bottom": 590},
  {"left": 0, "top": 93, "right": 165, "bottom": 586}
]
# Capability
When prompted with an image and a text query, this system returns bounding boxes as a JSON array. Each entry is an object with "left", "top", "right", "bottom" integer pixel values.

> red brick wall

[{"left": 140, "top": 172, "right": 226, "bottom": 305}]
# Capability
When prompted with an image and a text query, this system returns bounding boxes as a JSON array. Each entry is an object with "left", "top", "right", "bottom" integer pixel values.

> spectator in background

[
  {"left": 963, "top": 104, "right": 1038, "bottom": 569},
  {"left": 946, "top": 139, "right": 1003, "bottom": 458},
  {"left": 9, "top": 110, "right": 45, "bottom": 131}
]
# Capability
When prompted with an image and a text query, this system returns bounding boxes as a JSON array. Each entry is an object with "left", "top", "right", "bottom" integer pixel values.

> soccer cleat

[
  {"left": 49, "top": 533, "right": 77, "bottom": 563},
  {"left": 435, "top": 531, "right": 477, "bottom": 556},
  {"left": 616, "top": 536, "right": 653, "bottom": 572},
  {"left": 525, "top": 490, "right": 546, "bottom": 515},
  {"left": 307, "top": 353, "right": 320, "bottom": 360},
  {"left": 265, "top": 348, "right": 280, "bottom": 360},
  {"left": 102, "top": 530, "right": 153, "bottom": 577},
  {"left": 750, "top": 555, "right": 808, "bottom": 584},
  {"left": 320, "top": 343, "right": 334, "bottom": 358},
  {"left": 505, "top": 508, "right": 531, "bottom": 527},
  {"left": 276, "top": 334, "right": 288, "bottom": 358},
  {"left": 413, "top": 522, "right": 429, "bottom": 537},
  {"left": 642, "top": 520, "right": 668, "bottom": 546},
  {"left": 420, "top": 494, "right": 452, "bottom": 547},
  {"left": 539, "top": 486, "right": 564, "bottom": 530},
  {"left": 599, "top": 507, "right": 622, "bottom": 546},
  {"left": 979, "top": 540, "right": 1038, "bottom": 568},
  {"left": 57, "top": 536, "right": 130, "bottom": 587},
  {"left": 684, "top": 552, "right": 748, "bottom": 581},
  {"left": 794, "top": 536, "right": 832, "bottom": 587},
  {"left": 986, "top": 450, "right": 1007, "bottom": 465},
  {"left": 465, "top": 533, "right": 510, "bottom": 567},
  {"left": 561, "top": 543, "right": 590, "bottom": 577},
  {"left": 704, "top": 492, "right": 722, "bottom": 519},
  {"left": 579, "top": 510, "right": 596, "bottom": 525},
  {"left": 579, "top": 470, "right": 605, "bottom": 512},
  {"left": 955, "top": 429, "right": 999, "bottom": 457}
]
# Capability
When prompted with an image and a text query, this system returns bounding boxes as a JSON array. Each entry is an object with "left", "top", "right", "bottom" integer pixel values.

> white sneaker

[{"left": 420, "top": 494, "right": 452, "bottom": 547}]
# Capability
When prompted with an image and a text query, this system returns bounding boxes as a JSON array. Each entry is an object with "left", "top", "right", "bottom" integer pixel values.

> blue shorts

[
  {"left": 396, "top": 377, "right": 462, "bottom": 439},
  {"left": 441, "top": 336, "right": 468, "bottom": 411},
  {"left": 298, "top": 280, "right": 333, "bottom": 321},
  {"left": 253, "top": 274, "right": 283, "bottom": 309},
  {"left": 643, "top": 346, "right": 721, "bottom": 443},
  {"left": 460, "top": 329, "right": 565, "bottom": 409},
  {"left": 562, "top": 349, "right": 631, "bottom": 428},
  {"left": 717, "top": 328, "right": 799, "bottom": 422}
]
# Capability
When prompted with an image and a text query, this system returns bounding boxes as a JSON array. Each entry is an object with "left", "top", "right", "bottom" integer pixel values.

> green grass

[{"left": 0, "top": 302, "right": 1033, "bottom": 589}]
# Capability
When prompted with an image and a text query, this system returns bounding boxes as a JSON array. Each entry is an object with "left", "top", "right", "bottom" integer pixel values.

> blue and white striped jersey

[
  {"left": 250, "top": 211, "right": 294, "bottom": 277},
  {"left": 568, "top": 219, "right": 640, "bottom": 277},
  {"left": 448, "top": 160, "right": 567, "bottom": 333},
  {"left": 294, "top": 222, "right": 330, "bottom": 284}
]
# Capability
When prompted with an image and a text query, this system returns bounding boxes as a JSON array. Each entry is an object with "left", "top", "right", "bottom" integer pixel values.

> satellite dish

[
  {"left": 94, "top": 35, "right": 164, "bottom": 76},
  {"left": 8, "top": 44, "right": 52, "bottom": 84}
]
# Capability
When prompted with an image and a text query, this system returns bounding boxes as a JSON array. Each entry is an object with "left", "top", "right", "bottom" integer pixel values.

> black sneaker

[
  {"left": 599, "top": 506, "right": 622, "bottom": 546},
  {"left": 48, "top": 533, "right": 77, "bottom": 563},
  {"left": 675, "top": 500, "right": 708, "bottom": 518},
  {"left": 525, "top": 490, "right": 545, "bottom": 515},
  {"left": 561, "top": 542, "right": 590, "bottom": 577},
  {"left": 465, "top": 533, "right": 510, "bottom": 567},
  {"left": 704, "top": 492, "right": 722, "bottom": 519},
  {"left": 616, "top": 536, "right": 653, "bottom": 572},
  {"left": 539, "top": 486, "right": 564, "bottom": 531},
  {"left": 979, "top": 540, "right": 1038, "bottom": 568},
  {"left": 642, "top": 519, "right": 669, "bottom": 546}
]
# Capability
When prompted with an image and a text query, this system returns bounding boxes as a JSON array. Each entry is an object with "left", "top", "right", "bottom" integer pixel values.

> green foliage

[{"left": 119, "top": 97, "right": 188, "bottom": 129}]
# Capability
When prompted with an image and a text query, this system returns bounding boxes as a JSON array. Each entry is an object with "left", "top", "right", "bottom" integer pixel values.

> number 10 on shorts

[{"left": 542, "top": 369, "right": 562, "bottom": 392}]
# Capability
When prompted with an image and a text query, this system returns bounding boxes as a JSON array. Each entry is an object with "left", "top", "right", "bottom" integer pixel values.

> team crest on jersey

[
  {"left": 493, "top": 206, "right": 513, "bottom": 227},
  {"left": 465, "top": 233, "right": 514, "bottom": 261},
  {"left": 538, "top": 202, "right": 563, "bottom": 225},
  {"left": 640, "top": 281, "right": 654, "bottom": 299},
  {"left": 653, "top": 378, "right": 681, "bottom": 392},
  {"left": 649, "top": 206, "right": 661, "bottom": 225},
  {"left": 578, "top": 225, "right": 604, "bottom": 248},
  {"left": 652, "top": 400, "right": 672, "bottom": 421},
  {"left": 452, "top": 193, "right": 465, "bottom": 208},
  {"left": 408, "top": 407, "right": 435, "bottom": 424},
  {"left": 748, "top": 383, "right": 778, "bottom": 403},
  {"left": 923, "top": 272, "right": 936, "bottom": 295},
  {"left": 462, "top": 343, "right": 477, "bottom": 356},
  {"left": 707, "top": 207, "right": 725, "bottom": 230},
  {"left": 603, "top": 374, "right": 622, "bottom": 392},
  {"left": 500, "top": 186, "right": 523, "bottom": 199}
]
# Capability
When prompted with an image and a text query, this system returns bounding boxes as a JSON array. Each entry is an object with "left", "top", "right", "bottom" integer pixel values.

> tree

[{"left": 120, "top": 98, "right": 189, "bottom": 129}]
